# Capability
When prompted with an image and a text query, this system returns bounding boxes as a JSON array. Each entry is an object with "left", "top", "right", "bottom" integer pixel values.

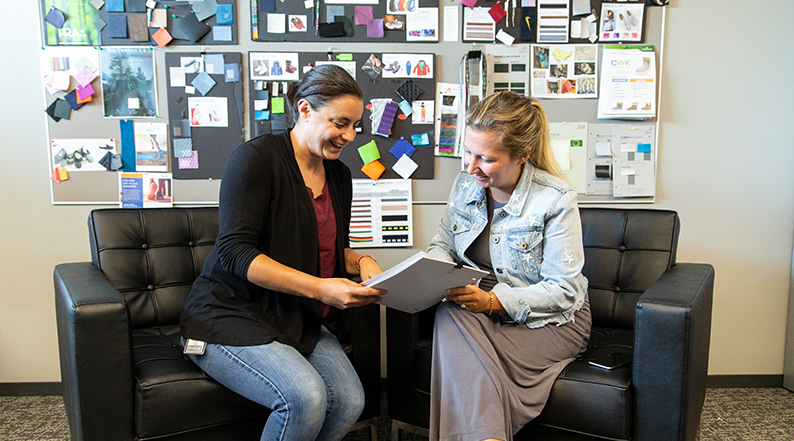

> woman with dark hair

[
  {"left": 428, "top": 91, "right": 591, "bottom": 441},
  {"left": 180, "top": 64, "right": 384, "bottom": 441}
]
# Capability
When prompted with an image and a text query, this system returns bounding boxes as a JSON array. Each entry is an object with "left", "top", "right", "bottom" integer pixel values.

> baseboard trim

[
  {"left": 0, "top": 382, "right": 62, "bottom": 396},
  {"left": 707, "top": 374, "right": 783, "bottom": 388}
]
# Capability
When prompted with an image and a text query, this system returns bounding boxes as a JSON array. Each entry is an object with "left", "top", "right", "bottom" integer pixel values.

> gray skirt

[{"left": 429, "top": 298, "right": 591, "bottom": 441}]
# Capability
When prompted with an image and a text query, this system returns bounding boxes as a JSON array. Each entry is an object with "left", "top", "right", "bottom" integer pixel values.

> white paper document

[
  {"left": 598, "top": 45, "right": 657, "bottom": 119},
  {"left": 363, "top": 252, "right": 489, "bottom": 313}
]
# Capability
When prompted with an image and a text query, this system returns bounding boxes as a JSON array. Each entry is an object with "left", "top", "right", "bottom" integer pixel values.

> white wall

[{"left": 1, "top": 0, "right": 792, "bottom": 384}]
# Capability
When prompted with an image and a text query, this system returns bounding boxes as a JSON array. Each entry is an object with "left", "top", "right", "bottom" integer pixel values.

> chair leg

[
  {"left": 391, "top": 419, "right": 429, "bottom": 440},
  {"left": 349, "top": 416, "right": 378, "bottom": 441}
]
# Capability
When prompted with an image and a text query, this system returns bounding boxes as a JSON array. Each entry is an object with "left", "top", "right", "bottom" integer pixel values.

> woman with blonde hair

[{"left": 427, "top": 91, "right": 591, "bottom": 441}]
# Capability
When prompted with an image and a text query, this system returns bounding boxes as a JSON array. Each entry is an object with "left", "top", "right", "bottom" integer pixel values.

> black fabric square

[{"left": 396, "top": 79, "right": 423, "bottom": 104}]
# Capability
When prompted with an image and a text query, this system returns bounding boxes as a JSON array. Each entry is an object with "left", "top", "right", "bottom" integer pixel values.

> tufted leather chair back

[
  {"left": 580, "top": 208, "right": 680, "bottom": 330},
  {"left": 88, "top": 208, "right": 219, "bottom": 330}
]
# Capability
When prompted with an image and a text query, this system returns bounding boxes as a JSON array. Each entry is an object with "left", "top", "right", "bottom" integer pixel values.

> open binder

[{"left": 363, "top": 252, "right": 488, "bottom": 313}]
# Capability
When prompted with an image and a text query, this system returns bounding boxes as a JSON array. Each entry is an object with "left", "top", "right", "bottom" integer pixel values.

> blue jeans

[{"left": 182, "top": 326, "right": 364, "bottom": 441}]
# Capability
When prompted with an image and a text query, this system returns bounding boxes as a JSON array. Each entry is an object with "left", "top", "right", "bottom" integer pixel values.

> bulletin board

[
  {"left": 250, "top": 0, "right": 438, "bottom": 43},
  {"left": 460, "top": 0, "right": 648, "bottom": 45},
  {"left": 248, "top": 51, "right": 437, "bottom": 180},
  {"left": 42, "top": 2, "right": 666, "bottom": 205},
  {"left": 40, "top": 0, "right": 238, "bottom": 47},
  {"left": 164, "top": 52, "right": 244, "bottom": 179}
]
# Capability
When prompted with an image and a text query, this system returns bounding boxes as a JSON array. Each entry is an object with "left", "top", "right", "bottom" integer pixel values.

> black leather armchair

[
  {"left": 386, "top": 208, "right": 714, "bottom": 441},
  {"left": 54, "top": 207, "right": 381, "bottom": 441}
]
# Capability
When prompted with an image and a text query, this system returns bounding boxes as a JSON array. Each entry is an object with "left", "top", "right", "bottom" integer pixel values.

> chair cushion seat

[
  {"left": 132, "top": 325, "right": 269, "bottom": 439},
  {"left": 412, "top": 326, "right": 634, "bottom": 440}
]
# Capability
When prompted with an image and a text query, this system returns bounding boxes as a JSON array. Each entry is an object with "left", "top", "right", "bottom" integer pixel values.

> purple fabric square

[
  {"left": 367, "top": 19, "right": 384, "bottom": 38},
  {"left": 178, "top": 150, "right": 199, "bottom": 169},
  {"left": 389, "top": 137, "right": 416, "bottom": 159},
  {"left": 355, "top": 6, "right": 373, "bottom": 25},
  {"left": 376, "top": 101, "right": 398, "bottom": 136}
]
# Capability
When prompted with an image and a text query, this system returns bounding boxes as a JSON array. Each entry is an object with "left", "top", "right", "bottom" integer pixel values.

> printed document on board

[{"left": 598, "top": 45, "right": 657, "bottom": 119}]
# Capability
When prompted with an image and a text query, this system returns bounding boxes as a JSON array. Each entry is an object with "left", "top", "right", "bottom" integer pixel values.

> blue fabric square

[
  {"left": 212, "top": 26, "right": 232, "bottom": 42},
  {"left": 107, "top": 14, "right": 127, "bottom": 38},
  {"left": 255, "top": 110, "right": 271, "bottom": 121},
  {"left": 204, "top": 54, "right": 225, "bottom": 74},
  {"left": 216, "top": 4, "right": 234, "bottom": 24},
  {"left": 106, "top": 0, "right": 124, "bottom": 12},
  {"left": 224, "top": 63, "right": 240, "bottom": 82},
  {"left": 389, "top": 137, "right": 416, "bottom": 159},
  {"left": 191, "top": 71, "right": 216, "bottom": 96}
]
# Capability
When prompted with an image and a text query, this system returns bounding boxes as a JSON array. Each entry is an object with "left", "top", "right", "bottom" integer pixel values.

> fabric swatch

[
  {"left": 204, "top": 54, "right": 225, "bottom": 74},
  {"left": 376, "top": 101, "right": 399, "bottom": 137},
  {"left": 393, "top": 154, "right": 419, "bottom": 179},
  {"left": 361, "top": 160, "right": 385, "bottom": 181},
  {"left": 357, "top": 140, "right": 381, "bottom": 164},
  {"left": 354, "top": 6, "right": 373, "bottom": 25},
  {"left": 389, "top": 137, "right": 416, "bottom": 158},
  {"left": 173, "top": 138, "right": 193, "bottom": 158},
  {"left": 44, "top": 7, "right": 66, "bottom": 28},
  {"left": 216, "top": 4, "right": 234, "bottom": 24},
  {"left": 191, "top": 71, "right": 216, "bottom": 96},
  {"left": 107, "top": 14, "right": 127, "bottom": 38},
  {"left": 178, "top": 150, "right": 199, "bottom": 169},
  {"left": 178, "top": 12, "right": 211, "bottom": 42},
  {"left": 189, "top": 0, "right": 218, "bottom": 22},
  {"left": 213, "top": 25, "right": 232, "bottom": 41},
  {"left": 106, "top": 0, "right": 124, "bottom": 12},
  {"left": 128, "top": 13, "right": 149, "bottom": 41},
  {"left": 224, "top": 63, "right": 240, "bottom": 82}
]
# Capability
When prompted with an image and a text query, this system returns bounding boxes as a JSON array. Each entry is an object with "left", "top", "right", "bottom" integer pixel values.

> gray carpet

[{"left": 1, "top": 388, "right": 792, "bottom": 440}]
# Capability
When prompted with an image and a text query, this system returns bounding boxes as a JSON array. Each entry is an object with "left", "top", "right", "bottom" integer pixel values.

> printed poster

[
  {"left": 41, "top": 0, "right": 100, "bottom": 46},
  {"left": 100, "top": 47, "right": 157, "bottom": 118},
  {"left": 189, "top": 97, "right": 229, "bottom": 127},
  {"left": 119, "top": 173, "right": 173, "bottom": 208},
  {"left": 134, "top": 122, "right": 168, "bottom": 172},
  {"left": 531, "top": 44, "right": 597, "bottom": 98},
  {"left": 350, "top": 179, "right": 413, "bottom": 248}
]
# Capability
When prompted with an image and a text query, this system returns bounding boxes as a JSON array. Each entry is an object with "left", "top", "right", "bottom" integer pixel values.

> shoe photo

[
  {"left": 626, "top": 103, "right": 638, "bottom": 111},
  {"left": 641, "top": 103, "right": 652, "bottom": 110},
  {"left": 80, "top": 147, "right": 93, "bottom": 163},
  {"left": 626, "top": 10, "right": 638, "bottom": 27},
  {"left": 612, "top": 102, "right": 623, "bottom": 110},
  {"left": 619, "top": 13, "right": 631, "bottom": 30},
  {"left": 635, "top": 57, "right": 651, "bottom": 75},
  {"left": 385, "top": 19, "right": 403, "bottom": 30}
]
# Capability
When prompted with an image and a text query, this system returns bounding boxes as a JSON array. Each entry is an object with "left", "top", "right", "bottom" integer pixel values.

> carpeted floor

[{"left": 1, "top": 388, "right": 792, "bottom": 440}]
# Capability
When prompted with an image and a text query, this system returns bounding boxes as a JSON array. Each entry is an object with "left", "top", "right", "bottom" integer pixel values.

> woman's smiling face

[
  {"left": 299, "top": 94, "right": 363, "bottom": 160},
  {"left": 462, "top": 127, "right": 527, "bottom": 202}
]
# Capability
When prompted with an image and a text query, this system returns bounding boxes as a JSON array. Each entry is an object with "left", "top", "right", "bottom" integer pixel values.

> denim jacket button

[
  {"left": 493, "top": 237, "right": 500, "bottom": 244},
  {"left": 496, "top": 268, "right": 503, "bottom": 274},
  {"left": 500, "top": 211, "right": 507, "bottom": 218}
]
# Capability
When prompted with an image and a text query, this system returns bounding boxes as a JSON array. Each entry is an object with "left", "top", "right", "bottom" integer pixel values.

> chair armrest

[
  {"left": 54, "top": 262, "right": 134, "bottom": 441},
  {"left": 633, "top": 263, "right": 715, "bottom": 441}
]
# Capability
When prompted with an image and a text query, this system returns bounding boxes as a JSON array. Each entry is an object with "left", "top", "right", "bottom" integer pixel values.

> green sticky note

[
  {"left": 571, "top": 140, "right": 583, "bottom": 147},
  {"left": 336, "top": 53, "right": 353, "bottom": 61},
  {"left": 271, "top": 97, "right": 285, "bottom": 114},
  {"left": 357, "top": 140, "right": 380, "bottom": 164}
]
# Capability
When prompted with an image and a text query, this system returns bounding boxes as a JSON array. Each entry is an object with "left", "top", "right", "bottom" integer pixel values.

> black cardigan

[{"left": 180, "top": 131, "right": 353, "bottom": 353}]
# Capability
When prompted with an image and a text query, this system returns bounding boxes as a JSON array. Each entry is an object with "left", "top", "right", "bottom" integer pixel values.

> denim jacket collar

[{"left": 462, "top": 163, "right": 535, "bottom": 217}]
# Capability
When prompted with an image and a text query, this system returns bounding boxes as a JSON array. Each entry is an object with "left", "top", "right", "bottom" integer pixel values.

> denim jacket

[{"left": 427, "top": 164, "right": 588, "bottom": 329}]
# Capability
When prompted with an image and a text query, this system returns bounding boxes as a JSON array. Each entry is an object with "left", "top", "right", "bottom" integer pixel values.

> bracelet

[
  {"left": 487, "top": 292, "right": 494, "bottom": 315},
  {"left": 356, "top": 254, "right": 375, "bottom": 271}
]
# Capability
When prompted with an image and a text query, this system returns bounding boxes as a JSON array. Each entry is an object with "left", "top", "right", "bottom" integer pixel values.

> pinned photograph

[{"left": 101, "top": 47, "right": 157, "bottom": 117}]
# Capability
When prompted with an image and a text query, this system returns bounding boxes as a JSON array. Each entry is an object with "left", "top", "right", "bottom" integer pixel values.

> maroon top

[{"left": 309, "top": 182, "right": 337, "bottom": 317}]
